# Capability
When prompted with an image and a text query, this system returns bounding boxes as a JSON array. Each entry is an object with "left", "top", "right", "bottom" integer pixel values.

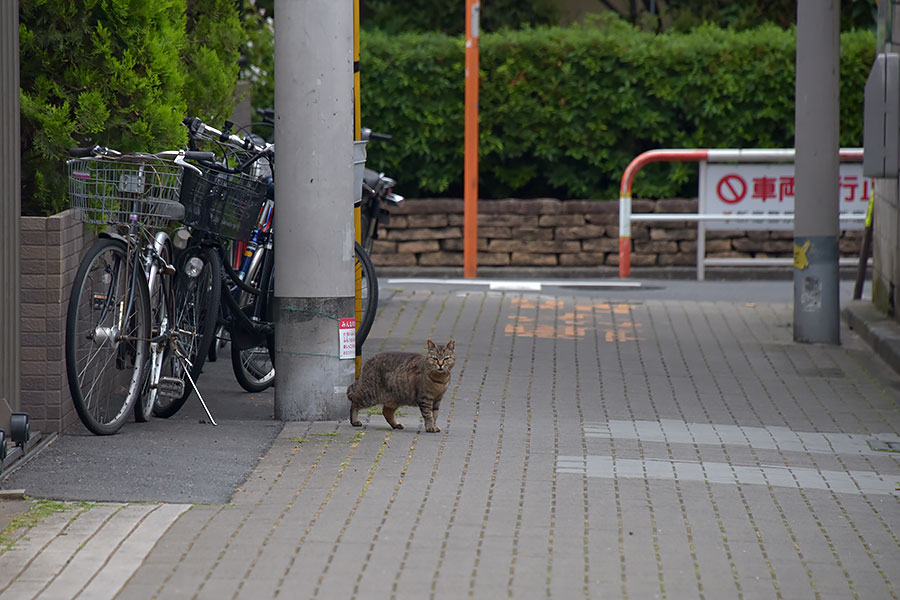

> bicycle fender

[{"left": 98, "top": 230, "right": 128, "bottom": 244}]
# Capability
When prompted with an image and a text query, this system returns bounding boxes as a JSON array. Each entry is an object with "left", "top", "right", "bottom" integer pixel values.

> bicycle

[
  {"left": 174, "top": 117, "right": 378, "bottom": 397},
  {"left": 246, "top": 110, "right": 380, "bottom": 350},
  {"left": 151, "top": 144, "right": 272, "bottom": 416},
  {"left": 65, "top": 146, "right": 217, "bottom": 434}
]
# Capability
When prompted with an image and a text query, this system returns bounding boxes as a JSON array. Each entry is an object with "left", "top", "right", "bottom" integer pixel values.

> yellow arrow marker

[{"left": 793, "top": 240, "right": 811, "bottom": 270}]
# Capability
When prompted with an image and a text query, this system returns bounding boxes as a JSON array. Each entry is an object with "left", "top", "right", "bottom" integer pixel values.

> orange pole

[{"left": 464, "top": 0, "right": 480, "bottom": 278}]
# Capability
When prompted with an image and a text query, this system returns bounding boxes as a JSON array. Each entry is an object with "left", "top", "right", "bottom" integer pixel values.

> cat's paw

[
  {"left": 350, "top": 419, "right": 362, "bottom": 427},
  {"left": 425, "top": 425, "right": 441, "bottom": 433},
  {"left": 391, "top": 422, "right": 404, "bottom": 430}
]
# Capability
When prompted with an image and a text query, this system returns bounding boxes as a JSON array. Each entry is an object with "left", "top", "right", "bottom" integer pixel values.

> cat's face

[{"left": 426, "top": 339, "right": 455, "bottom": 373}]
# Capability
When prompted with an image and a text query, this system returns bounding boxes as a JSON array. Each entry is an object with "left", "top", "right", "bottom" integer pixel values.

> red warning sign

[
  {"left": 716, "top": 174, "right": 746, "bottom": 204},
  {"left": 339, "top": 318, "right": 355, "bottom": 360}
]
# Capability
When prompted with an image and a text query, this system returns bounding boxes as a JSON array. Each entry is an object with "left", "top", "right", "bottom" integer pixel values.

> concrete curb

[
  {"left": 843, "top": 300, "right": 900, "bottom": 376},
  {"left": 376, "top": 264, "right": 867, "bottom": 281}
]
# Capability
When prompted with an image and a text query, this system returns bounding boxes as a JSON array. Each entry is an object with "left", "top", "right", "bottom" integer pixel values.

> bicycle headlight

[{"left": 184, "top": 256, "right": 204, "bottom": 278}]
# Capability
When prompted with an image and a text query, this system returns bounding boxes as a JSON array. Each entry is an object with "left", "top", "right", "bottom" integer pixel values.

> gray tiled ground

[{"left": 2, "top": 287, "right": 899, "bottom": 599}]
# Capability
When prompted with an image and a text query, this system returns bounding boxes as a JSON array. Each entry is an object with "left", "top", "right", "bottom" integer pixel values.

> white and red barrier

[{"left": 617, "top": 148, "right": 867, "bottom": 279}]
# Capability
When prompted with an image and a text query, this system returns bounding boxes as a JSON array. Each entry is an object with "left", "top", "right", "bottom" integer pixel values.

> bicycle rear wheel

[
  {"left": 231, "top": 342, "right": 275, "bottom": 392},
  {"left": 153, "top": 244, "right": 221, "bottom": 418},
  {"left": 230, "top": 248, "right": 275, "bottom": 392},
  {"left": 355, "top": 242, "right": 378, "bottom": 351},
  {"left": 66, "top": 238, "right": 149, "bottom": 435}
]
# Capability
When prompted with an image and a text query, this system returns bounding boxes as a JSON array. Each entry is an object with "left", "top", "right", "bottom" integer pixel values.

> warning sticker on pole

[{"left": 339, "top": 318, "right": 356, "bottom": 359}]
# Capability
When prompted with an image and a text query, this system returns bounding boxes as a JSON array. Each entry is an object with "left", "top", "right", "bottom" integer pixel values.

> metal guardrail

[{"left": 617, "top": 148, "right": 866, "bottom": 280}]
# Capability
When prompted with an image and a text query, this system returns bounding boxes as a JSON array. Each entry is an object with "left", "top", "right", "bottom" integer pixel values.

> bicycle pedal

[{"left": 155, "top": 377, "right": 185, "bottom": 399}]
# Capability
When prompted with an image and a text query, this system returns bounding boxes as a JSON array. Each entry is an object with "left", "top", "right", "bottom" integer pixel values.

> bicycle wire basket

[
  {"left": 67, "top": 155, "right": 185, "bottom": 229},
  {"left": 179, "top": 166, "right": 268, "bottom": 241}
]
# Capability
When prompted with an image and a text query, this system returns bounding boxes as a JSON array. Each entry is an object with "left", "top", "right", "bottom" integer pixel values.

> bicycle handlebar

[
  {"left": 68, "top": 146, "right": 215, "bottom": 163},
  {"left": 183, "top": 116, "right": 270, "bottom": 155},
  {"left": 68, "top": 146, "right": 107, "bottom": 157},
  {"left": 362, "top": 129, "right": 392, "bottom": 142},
  {"left": 256, "top": 108, "right": 274, "bottom": 124}
]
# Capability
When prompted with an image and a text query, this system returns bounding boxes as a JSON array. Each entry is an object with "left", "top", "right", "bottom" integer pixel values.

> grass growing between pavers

[
  {"left": 292, "top": 432, "right": 367, "bottom": 447},
  {"left": 0, "top": 499, "right": 94, "bottom": 551}
]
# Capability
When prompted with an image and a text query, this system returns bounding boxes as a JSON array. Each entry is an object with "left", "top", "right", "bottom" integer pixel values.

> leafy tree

[
  {"left": 622, "top": 0, "right": 876, "bottom": 32},
  {"left": 184, "top": 0, "right": 244, "bottom": 123},
  {"left": 240, "top": 0, "right": 274, "bottom": 132},
  {"left": 20, "top": 0, "right": 245, "bottom": 216},
  {"left": 360, "top": 0, "right": 559, "bottom": 34}
]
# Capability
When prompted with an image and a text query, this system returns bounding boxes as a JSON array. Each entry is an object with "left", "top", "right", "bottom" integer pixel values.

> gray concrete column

[
  {"left": 1, "top": 0, "right": 21, "bottom": 426},
  {"left": 794, "top": 0, "right": 841, "bottom": 344},
  {"left": 273, "top": 0, "right": 356, "bottom": 420}
]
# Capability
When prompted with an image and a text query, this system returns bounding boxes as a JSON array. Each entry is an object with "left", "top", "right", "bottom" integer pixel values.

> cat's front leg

[
  {"left": 430, "top": 398, "right": 441, "bottom": 432},
  {"left": 419, "top": 401, "right": 440, "bottom": 433},
  {"left": 350, "top": 406, "right": 361, "bottom": 427}
]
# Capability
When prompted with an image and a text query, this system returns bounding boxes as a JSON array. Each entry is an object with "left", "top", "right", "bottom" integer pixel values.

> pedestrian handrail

[{"left": 618, "top": 148, "right": 866, "bottom": 279}]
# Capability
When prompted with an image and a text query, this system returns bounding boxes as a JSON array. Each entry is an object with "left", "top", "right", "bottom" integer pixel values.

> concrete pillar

[
  {"left": 1, "top": 0, "right": 21, "bottom": 427},
  {"left": 273, "top": 0, "right": 356, "bottom": 420},
  {"left": 794, "top": 0, "right": 841, "bottom": 344}
]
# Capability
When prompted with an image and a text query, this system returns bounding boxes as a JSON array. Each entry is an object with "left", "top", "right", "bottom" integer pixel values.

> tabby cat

[{"left": 348, "top": 339, "right": 455, "bottom": 432}]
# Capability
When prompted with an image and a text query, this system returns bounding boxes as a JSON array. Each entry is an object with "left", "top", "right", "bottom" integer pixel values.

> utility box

[{"left": 863, "top": 52, "right": 900, "bottom": 178}]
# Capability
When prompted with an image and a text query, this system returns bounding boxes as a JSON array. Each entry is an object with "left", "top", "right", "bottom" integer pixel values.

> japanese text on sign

[
  {"left": 339, "top": 318, "right": 355, "bottom": 360},
  {"left": 703, "top": 163, "right": 871, "bottom": 230}
]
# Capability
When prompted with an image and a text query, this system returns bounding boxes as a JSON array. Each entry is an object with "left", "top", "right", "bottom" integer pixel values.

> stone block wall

[
  {"left": 370, "top": 198, "right": 864, "bottom": 268},
  {"left": 20, "top": 210, "right": 91, "bottom": 434}
]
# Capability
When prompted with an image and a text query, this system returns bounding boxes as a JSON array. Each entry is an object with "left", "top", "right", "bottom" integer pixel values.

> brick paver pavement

[{"left": 2, "top": 286, "right": 899, "bottom": 599}]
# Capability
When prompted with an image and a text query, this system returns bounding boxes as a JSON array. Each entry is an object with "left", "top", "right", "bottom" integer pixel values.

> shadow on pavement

[{"left": 0, "top": 353, "right": 280, "bottom": 505}]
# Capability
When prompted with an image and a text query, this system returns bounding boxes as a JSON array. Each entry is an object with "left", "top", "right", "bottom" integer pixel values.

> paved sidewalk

[{"left": 2, "top": 283, "right": 899, "bottom": 599}]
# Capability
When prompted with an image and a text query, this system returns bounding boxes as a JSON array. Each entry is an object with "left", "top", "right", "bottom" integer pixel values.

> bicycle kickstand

[{"left": 172, "top": 344, "right": 218, "bottom": 426}]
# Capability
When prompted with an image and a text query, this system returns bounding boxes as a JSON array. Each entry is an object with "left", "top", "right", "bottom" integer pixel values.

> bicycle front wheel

[
  {"left": 154, "top": 244, "right": 221, "bottom": 418},
  {"left": 66, "top": 238, "right": 149, "bottom": 435},
  {"left": 136, "top": 237, "right": 174, "bottom": 422},
  {"left": 354, "top": 242, "right": 378, "bottom": 351}
]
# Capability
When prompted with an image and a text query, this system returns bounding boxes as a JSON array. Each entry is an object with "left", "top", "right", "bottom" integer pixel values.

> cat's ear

[
  {"left": 427, "top": 339, "right": 436, "bottom": 351},
  {"left": 446, "top": 340, "right": 455, "bottom": 351}
]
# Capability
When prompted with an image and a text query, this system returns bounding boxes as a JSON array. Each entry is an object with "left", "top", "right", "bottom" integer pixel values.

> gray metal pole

[
  {"left": 794, "top": 0, "right": 841, "bottom": 344},
  {"left": 273, "top": 0, "right": 356, "bottom": 420},
  {"left": 0, "top": 0, "right": 21, "bottom": 428}
]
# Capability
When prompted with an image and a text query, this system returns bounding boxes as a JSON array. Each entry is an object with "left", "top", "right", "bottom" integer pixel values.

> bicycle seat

[
  {"left": 363, "top": 168, "right": 381, "bottom": 188},
  {"left": 156, "top": 199, "right": 186, "bottom": 222}
]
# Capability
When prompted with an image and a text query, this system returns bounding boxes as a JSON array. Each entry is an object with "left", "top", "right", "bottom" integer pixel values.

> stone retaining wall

[{"left": 370, "top": 198, "right": 864, "bottom": 268}]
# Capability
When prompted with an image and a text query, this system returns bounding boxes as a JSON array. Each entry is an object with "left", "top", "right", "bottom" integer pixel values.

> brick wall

[
  {"left": 370, "top": 198, "right": 864, "bottom": 268},
  {"left": 20, "top": 210, "right": 91, "bottom": 434}
]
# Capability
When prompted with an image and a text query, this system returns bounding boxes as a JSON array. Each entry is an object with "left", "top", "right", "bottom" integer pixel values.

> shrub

[
  {"left": 20, "top": 0, "right": 187, "bottom": 215},
  {"left": 359, "top": 18, "right": 874, "bottom": 199},
  {"left": 20, "top": 0, "right": 244, "bottom": 216}
]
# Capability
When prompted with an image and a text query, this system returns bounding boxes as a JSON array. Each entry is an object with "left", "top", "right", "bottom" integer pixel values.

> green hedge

[{"left": 360, "top": 18, "right": 875, "bottom": 199}]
